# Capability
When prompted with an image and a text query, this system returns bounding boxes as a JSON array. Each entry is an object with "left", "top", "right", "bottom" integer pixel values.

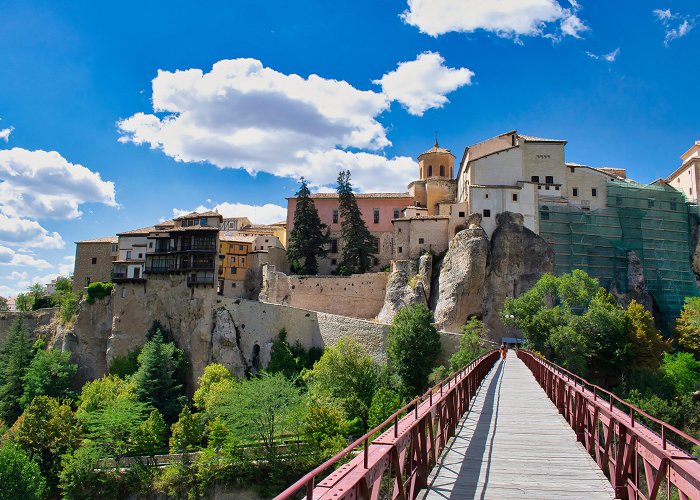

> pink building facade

[{"left": 286, "top": 193, "right": 414, "bottom": 274}]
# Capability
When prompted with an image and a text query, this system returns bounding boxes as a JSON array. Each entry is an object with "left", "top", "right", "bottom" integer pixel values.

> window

[
  {"left": 418, "top": 238, "right": 425, "bottom": 244},
  {"left": 138, "top": 253, "right": 143, "bottom": 259},
  {"left": 485, "top": 193, "right": 489, "bottom": 199},
  {"left": 91, "top": 257, "right": 97, "bottom": 265},
  {"left": 555, "top": 186, "right": 559, "bottom": 191},
  {"left": 232, "top": 282, "right": 237, "bottom": 288},
  {"left": 240, "top": 257, "right": 245, "bottom": 265},
  {"left": 201, "top": 218, "right": 207, "bottom": 226},
  {"left": 483, "top": 209, "right": 491, "bottom": 217},
  {"left": 332, "top": 209, "right": 339, "bottom": 224},
  {"left": 538, "top": 185, "right": 542, "bottom": 190},
  {"left": 531, "top": 175, "right": 540, "bottom": 183},
  {"left": 428, "top": 165, "right": 433, "bottom": 176},
  {"left": 330, "top": 239, "right": 338, "bottom": 253},
  {"left": 393, "top": 209, "right": 400, "bottom": 219},
  {"left": 231, "top": 267, "right": 237, "bottom": 274},
  {"left": 440, "top": 165, "right": 445, "bottom": 176},
  {"left": 265, "top": 239, "right": 269, "bottom": 243},
  {"left": 230, "top": 256, "right": 236, "bottom": 263},
  {"left": 573, "top": 188, "right": 578, "bottom": 197},
  {"left": 545, "top": 175, "right": 554, "bottom": 184},
  {"left": 126, "top": 250, "right": 132, "bottom": 260},
  {"left": 239, "top": 245, "right": 244, "bottom": 250},
  {"left": 545, "top": 185, "right": 550, "bottom": 190},
  {"left": 512, "top": 193, "right": 518, "bottom": 202},
  {"left": 331, "top": 258, "right": 337, "bottom": 265},
  {"left": 592, "top": 188, "right": 598, "bottom": 197},
  {"left": 398, "top": 246, "right": 403, "bottom": 253},
  {"left": 149, "top": 242, "right": 153, "bottom": 248},
  {"left": 373, "top": 239, "right": 380, "bottom": 253},
  {"left": 373, "top": 208, "right": 380, "bottom": 224},
  {"left": 111, "top": 244, "right": 118, "bottom": 252},
  {"left": 458, "top": 211, "right": 465, "bottom": 217}
]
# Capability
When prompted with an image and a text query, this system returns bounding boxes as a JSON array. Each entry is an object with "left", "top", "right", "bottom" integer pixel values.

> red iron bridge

[{"left": 276, "top": 350, "right": 700, "bottom": 500}]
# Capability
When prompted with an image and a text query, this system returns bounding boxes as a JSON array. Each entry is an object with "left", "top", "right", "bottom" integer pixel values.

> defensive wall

[{"left": 259, "top": 266, "right": 388, "bottom": 319}]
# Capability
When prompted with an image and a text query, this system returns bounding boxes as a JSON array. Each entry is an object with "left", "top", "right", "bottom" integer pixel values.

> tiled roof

[
  {"left": 220, "top": 232, "right": 258, "bottom": 243},
  {"left": 271, "top": 220, "right": 287, "bottom": 226},
  {"left": 118, "top": 220, "right": 174, "bottom": 236},
  {"left": 76, "top": 235, "right": 118, "bottom": 244},
  {"left": 173, "top": 210, "right": 222, "bottom": 220},
  {"left": 289, "top": 192, "right": 412, "bottom": 200},
  {"left": 418, "top": 144, "right": 454, "bottom": 157},
  {"left": 166, "top": 225, "right": 219, "bottom": 232},
  {"left": 518, "top": 134, "right": 566, "bottom": 143}
]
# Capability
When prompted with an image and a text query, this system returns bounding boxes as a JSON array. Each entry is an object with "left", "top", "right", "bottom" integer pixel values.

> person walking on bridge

[{"left": 500, "top": 342, "right": 508, "bottom": 361}]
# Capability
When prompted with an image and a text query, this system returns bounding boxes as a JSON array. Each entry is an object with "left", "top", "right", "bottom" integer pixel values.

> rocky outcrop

[
  {"left": 432, "top": 224, "right": 490, "bottom": 332},
  {"left": 483, "top": 212, "right": 554, "bottom": 339},
  {"left": 611, "top": 251, "right": 655, "bottom": 313},
  {"left": 377, "top": 254, "right": 432, "bottom": 323},
  {"left": 692, "top": 232, "right": 700, "bottom": 286}
]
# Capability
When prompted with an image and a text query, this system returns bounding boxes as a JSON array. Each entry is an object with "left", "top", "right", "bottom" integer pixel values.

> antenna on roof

[{"left": 434, "top": 131, "right": 439, "bottom": 148}]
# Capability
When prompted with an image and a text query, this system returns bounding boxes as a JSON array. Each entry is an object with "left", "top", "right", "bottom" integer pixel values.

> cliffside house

[
  {"left": 73, "top": 236, "right": 118, "bottom": 292},
  {"left": 665, "top": 141, "right": 700, "bottom": 203},
  {"left": 220, "top": 216, "right": 252, "bottom": 232},
  {"left": 112, "top": 223, "right": 168, "bottom": 283},
  {"left": 144, "top": 211, "right": 223, "bottom": 287}
]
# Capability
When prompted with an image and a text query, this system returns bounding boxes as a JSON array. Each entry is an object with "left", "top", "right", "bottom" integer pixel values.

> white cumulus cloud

[
  {"left": 118, "top": 56, "right": 470, "bottom": 193},
  {"left": 401, "top": 0, "right": 588, "bottom": 39},
  {"left": 586, "top": 48, "right": 620, "bottom": 62},
  {"left": 0, "top": 244, "right": 52, "bottom": 269},
  {"left": 653, "top": 9, "right": 695, "bottom": 46},
  {"left": 0, "top": 213, "right": 64, "bottom": 249},
  {"left": 0, "top": 147, "right": 117, "bottom": 220},
  {"left": 374, "top": 52, "right": 474, "bottom": 116},
  {"left": 173, "top": 202, "right": 287, "bottom": 225}
]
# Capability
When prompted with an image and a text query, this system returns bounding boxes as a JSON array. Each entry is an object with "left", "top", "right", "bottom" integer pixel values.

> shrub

[
  {"left": 108, "top": 347, "right": 141, "bottom": 378},
  {"left": 85, "top": 282, "right": 113, "bottom": 304}
]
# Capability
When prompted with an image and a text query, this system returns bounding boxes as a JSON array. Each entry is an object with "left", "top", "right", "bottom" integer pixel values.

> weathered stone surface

[
  {"left": 692, "top": 229, "right": 700, "bottom": 286},
  {"left": 466, "top": 212, "right": 482, "bottom": 229},
  {"left": 433, "top": 226, "right": 490, "bottom": 333},
  {"left": 611, "top": 251, "right": 655, "bottom": 313},
  {"left": 62, "top": 297, "right": 114, "bottom": 383},
  {"left": 483, "top": 211, "right": 554, "bottom": 340},
  {"left": 377, "top": 254, "right": 433, "bottom": 323},
  {"left": 210, "top": 307, "right": 248, "bottom": 377}
]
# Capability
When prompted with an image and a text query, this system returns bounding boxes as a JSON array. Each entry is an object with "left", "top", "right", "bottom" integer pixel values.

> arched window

[
  {"left": 420, "top": 167, "right": 423, "bottom": 178},
  {"left": 428, "top": 165, "right": 433, "bottom": 177},
  {"left": 440, "top": 165, "right": 445, "bottom": 176}
]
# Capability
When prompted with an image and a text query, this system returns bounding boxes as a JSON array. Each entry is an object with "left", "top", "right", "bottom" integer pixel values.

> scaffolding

[{"left": 538, "top": 181, "right": 700, "bottom": 331}]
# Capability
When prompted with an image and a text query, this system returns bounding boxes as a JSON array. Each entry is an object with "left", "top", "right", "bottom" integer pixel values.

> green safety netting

[{"left": 538, "top": 181, "right": 700, "bottom": 332}]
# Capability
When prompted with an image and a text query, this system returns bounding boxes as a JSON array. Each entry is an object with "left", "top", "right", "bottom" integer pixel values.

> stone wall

[
  {"left": 259, "top": 267, "right": 389, "bottom": 319},
  {"left": 0, "top": 308, "right": 59, "bottom": 346}
]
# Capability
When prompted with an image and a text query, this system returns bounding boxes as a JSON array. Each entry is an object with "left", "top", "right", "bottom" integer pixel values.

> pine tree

[
  {"left": 132, "top": 331, "right": 186, "bottom": 423},
  {"left": 287, "top": 177, "right": 330, "bottom": 275},
  {"left": 337, "top": 170, "right": 377, "bottom": 275},
  {"left": 0, "top": 319, "right": 34, "bottom": 424}
]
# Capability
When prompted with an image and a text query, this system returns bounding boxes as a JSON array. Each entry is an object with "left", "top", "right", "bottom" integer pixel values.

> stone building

[
  {"left": 665, "top": 141, "right": 700, "bottom": 203},
  {"left": 72, "top": 236, "right": 118, "bottom": 292}
]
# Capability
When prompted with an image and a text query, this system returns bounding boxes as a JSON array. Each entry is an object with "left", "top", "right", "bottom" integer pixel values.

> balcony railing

[{"left": 151, "top": 243, "right": 217, "bottom": 254}]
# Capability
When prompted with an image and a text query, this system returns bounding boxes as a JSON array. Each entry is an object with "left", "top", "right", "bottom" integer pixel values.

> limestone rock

[
  {"left": 466, "top": 212, "right": 482, "bottom": 229},
  {"left": 612, "top": 251, "right": 655, "bottom": 313},
  {"left": 210, "top": 307, "right": 248, "bottom": 377},
  {"left": 377, "top": 254, "right": 433, "bottom": 323},
  {"left": 433, "top": 226, "right": 490, "bottom": 332},
  {"left": 483, "top": 212, "right": 554, "bottom": 340},
  {"left": 692, "top": 231, "right": 700, "bottom": 286}
]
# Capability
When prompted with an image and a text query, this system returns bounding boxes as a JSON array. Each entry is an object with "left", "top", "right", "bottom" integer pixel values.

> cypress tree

[
  {"left": 287, "top": 177, "right": 330, "bottom": 275},
  {"left": 132, "top": 331, "right": 186, "bottom": 423},
  {"left": 337, "top": 170, "right": 377, "bottom": 275},
  {"left": 0, "top": 318, "right": 34, "bottom": 424}
]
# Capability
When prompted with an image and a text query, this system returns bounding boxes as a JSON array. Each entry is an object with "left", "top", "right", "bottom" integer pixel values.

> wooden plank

[{"left": 419, "top": 355, "right": 616, "bottom": 500}]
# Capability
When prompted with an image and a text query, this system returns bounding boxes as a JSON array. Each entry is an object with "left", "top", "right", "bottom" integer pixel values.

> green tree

[
  {"left": 0, "top": 296, "right": 8, "bottom": 311},
  {"left": 0, "top": 318, "right": 34, "bottom": 424},
  {"left": 14, "top": 293, "right": 33, "bottom": 312},
  {"left": 287, "top": 177, "right": 330, "bottom": 275},
  {"left": 304, "top": 337, "right": 379, "bottom": 428},
  {"left": 20, "top": 349, "right": 78, "bottom": 408},
  {"left": 58, "top": 444, "right": 115, "bottom": 500},
  {"left": 367, "top": 387, "right": 402, "bottom": 430},
  {"left": 387, "top": 304, "right": 441, "bottom": 395},
  {"left": 450, "top": 318, "right": 488, "bottom": 371},
  {"left": 336, "top": 170, "right": 377, "bottom": 275},
  {"left": 303, "top": 399, "right": 349, "bottom": 459},
  {"left": 211, "top": 372, "right": 303, "bottom": 459},
  {"left": 12, "top": 396, "right": 80, "bottom": 488},
  {"left": 132, "top": 409, "right": 167, "bottom": 456},
  {"left": 266, "top": 328, "right": 298, "bottom": 378},
  {"left": 193, "top": 363, "right": 234, "bottom": 411},
  {"left": 132, "top": 331, "right": 186, "bottom": 423},
  {"left": 0, "top": 441, "right": 47, "bottom": 500},
  {"left": 75, "top": 374, "right": 134, "bottom": 418},
  {"left": 169, "top": 406, "right": 204, "bottom": 453},
  {"left": 625, "top": 300, "right": 669, "bottom": 372},
  {"left": 662, "top": 352, "right": 700, "bottom": 395},
  {"left": 79, "top": 396, "right": 149, "bottom": 458},
  {"left": 676, "top": 296, "right": 700, "bottom": 357}
]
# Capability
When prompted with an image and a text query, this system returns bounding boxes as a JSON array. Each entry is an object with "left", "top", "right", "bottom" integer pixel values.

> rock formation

[
  {"left": 483, "top": 212, "right": 554, "bottom": 338},
  {"left": 432, "top": 223, "right": 490, "bottom": 332},
  {"left": 377, "top": 253, "right": 432, "bottom": 323},
  {"left": 611, "top": 251, "right": 655, "bottom": 313}
]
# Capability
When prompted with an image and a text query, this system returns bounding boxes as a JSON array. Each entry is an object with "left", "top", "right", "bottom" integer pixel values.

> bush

[
  {"left": 450, "top": 318, "right": 488, "bottom": 371},
  {"left": 58, "top": 293, "right": 80, "bottom": 325},
  {"left": 0, "top": 441, "right": 47, "bottom": 500},
  {"left": 108, "top": 347, "right": 141, "bottom": 378},
  {"left": 169, "top": 406, "right": 204, "bottom": 454},
  {"left": 85, "top": 282, "right": 114, "bottom": 304}
]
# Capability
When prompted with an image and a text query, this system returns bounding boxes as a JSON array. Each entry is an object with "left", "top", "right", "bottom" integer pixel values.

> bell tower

[{"left": 418, "top": 137, "right": 455, "bottom": 181}]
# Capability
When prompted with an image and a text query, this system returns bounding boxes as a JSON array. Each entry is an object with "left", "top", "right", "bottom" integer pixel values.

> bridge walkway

[{"left": 420, "top": 353, "right": 616, "bottom": 499}]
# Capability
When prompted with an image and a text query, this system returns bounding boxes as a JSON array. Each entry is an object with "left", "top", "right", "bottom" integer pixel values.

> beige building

[
  {"left": 666, "top": 141, "right": 700, "bottom": 203},
  {"left": 73, "top": 236, "right": 118, "bottom": 292}
]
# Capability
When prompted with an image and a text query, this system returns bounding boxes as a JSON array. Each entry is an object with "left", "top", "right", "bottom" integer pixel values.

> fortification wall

[{"left": 259, "top": 266, "right": 388, "bottom": 319}]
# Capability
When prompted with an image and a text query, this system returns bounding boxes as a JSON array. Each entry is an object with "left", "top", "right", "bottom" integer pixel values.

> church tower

[{"left": 409, "top": 139, "right": 457, "bottom": 216}]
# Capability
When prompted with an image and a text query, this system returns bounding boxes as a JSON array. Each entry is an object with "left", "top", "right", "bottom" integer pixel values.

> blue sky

[{"left": 0, "top": 0, "right": 698, "bottom": 296}]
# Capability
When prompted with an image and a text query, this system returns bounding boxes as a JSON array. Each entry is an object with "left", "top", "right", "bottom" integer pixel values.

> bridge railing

[
  {"left": 275, "top": 349, "right": 500, "bottom": 500},
  {"left": 517, "top": 349, "right": 700, "bottom": 500}
]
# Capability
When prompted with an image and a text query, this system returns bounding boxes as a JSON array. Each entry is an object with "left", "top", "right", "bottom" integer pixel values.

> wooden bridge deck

[{"left": 420, "top": 353, "right": 616, "bottom": 499}]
